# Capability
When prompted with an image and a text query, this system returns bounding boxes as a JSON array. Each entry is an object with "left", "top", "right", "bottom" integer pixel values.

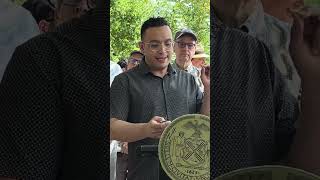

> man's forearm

[
  {"left": 288, "top": 82, "right": 320, "bottom": 174},
  {"left": 110, "top": 118, "right": 148, "bottom": 142},
  {"left": 200, "top": 88, "right": 210, "bottom": 116}
]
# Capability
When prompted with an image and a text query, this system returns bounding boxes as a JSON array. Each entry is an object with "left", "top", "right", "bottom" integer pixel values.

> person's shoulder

[
  {"left": 215, "top": 25, "right": 271, "bottom": 63},
  {"left": 0, "top": 0, "right": 40, "bottom": 43},
  {"left": 110, "top": 61, "right": 121, "bottom": 69},
  {"left": 55, "top": 19, "right": 82, "bottom": 36},
  {"left": 16, "top": 18, "right": 83, "bottom": 53},
  {"left": 223, "top": 26, "right": 265, "bottom": 47},
  {"left": 1, "top": 0, "right": 34, "bottom": 21},
  {"left": 15, "top": 32, "right": 59, "bottom": 54},
  {"left": 125, "top": 65, "right": 143, "bottom": 74},
  {"left": 110, "top": 61, "right": 122, "bottom": 76},
  {"left": 174, "top": 67, "right": 196, "bottom": 79},
  {"left": 11, "top": 33, "right": 63, "bottom": 77}
]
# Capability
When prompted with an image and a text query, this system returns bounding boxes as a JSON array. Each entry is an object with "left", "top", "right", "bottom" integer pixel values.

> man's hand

[
  {"left": 201, "top": 65, "right": 210, "bottom": 91},
  {"left": 288, "top": 11, "right": 320, "bottom": 175},
  {"left": 289, "top": 12, "right": 320, "bottom": 82},
  {"left": 200, "top": 65, "right": 210, "bottom": 116},
  {"left": 144, "top": 116, "right": 171, "bottom": 139}
]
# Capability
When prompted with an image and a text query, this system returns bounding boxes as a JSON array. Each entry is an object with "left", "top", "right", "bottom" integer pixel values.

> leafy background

[
  {"left": 12, "top": 0, "right": 320, "bottom": 63},
  {"left": 110, "top": 0, "right": 210, "bottom": 63}
]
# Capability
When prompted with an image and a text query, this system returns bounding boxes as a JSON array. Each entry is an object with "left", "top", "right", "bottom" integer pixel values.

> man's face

[
  {"left": 127, "top": 53, "right": 143, "bottom": 70},
  {"left": 262, "top": 0, "right": 304, "bottom": 23},
  {"left": 174, "top": 35, "right": 196, "bottom": 69},
  {"left": 140, "top": 26, "right": 173, "bottom": 71},
  {"left": 192, "top": 58, "right": 206, "bottom": 69}
]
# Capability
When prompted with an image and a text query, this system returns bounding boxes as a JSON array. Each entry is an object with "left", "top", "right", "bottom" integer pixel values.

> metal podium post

[{"left": 137, "top": 145, "right": 171, "bottom": 180}]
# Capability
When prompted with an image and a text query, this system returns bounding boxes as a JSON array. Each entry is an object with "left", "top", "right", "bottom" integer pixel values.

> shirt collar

[
  {"left": 264, "top": 13, "right": 292, "bottom": 49},
  {"left": 172, "top": 61, "right": 195, "bottom": 73},
  {"left": 240, "top": 1, "right": 266, "bottom": 36}
]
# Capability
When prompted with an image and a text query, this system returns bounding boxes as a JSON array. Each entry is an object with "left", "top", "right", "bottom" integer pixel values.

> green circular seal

[
  {"left": 159, "top": 114, "right": 210, "bottom": 180},
  {"left": 214, "top": 165, "right": 320, "bottom": 180}
]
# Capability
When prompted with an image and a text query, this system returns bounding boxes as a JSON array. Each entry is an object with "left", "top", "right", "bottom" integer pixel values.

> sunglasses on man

[{"left": 128, "top": 58, "right": 141, "bottom": 64}]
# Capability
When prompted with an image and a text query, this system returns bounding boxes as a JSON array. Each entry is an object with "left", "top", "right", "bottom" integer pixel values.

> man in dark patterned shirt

[
  {"left": 110, "top": 17, "right": 210, "bottom": 180},
  {"left": 0, "top": 1, "right": 108, "bottom": 179},
  {"left": 211, "top": 1, "right": 320, "bottom": 178},
  {"left": 211, "top": 17, "right": 297, "bottom": 178}
]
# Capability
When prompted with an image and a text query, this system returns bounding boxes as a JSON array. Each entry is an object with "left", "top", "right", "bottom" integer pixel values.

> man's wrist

[
  {"left": 141, "top": 123, "right": 150, "bottom": 138},
  {"left": 203, "top": 86, "right": 210, "bottom": 95}
]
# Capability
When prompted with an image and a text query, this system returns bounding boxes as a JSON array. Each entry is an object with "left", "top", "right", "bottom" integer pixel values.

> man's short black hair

[
  {"left": 140, "top": 17, "right": 170, "bottom": 40},
  {"left": 130, "top": 50, "right": 144, "bottom": 57}
]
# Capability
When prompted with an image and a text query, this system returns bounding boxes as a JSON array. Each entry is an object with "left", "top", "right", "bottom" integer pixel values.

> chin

[{"left": 155, "top": 63, "right": 169, "bottom": 70}]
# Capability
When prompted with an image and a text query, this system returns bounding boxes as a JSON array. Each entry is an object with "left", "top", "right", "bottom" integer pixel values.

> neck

[
  {"left": 144, "top": 58, "right": 169, "bottom": 78},
  {"left": 176, "top": 61, "right": 191, "bottom": 70}
]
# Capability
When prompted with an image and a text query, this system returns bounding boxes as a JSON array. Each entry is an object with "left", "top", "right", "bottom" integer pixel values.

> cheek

[{"left": 143, "top": 51, "right": 154, "bottom": 60}]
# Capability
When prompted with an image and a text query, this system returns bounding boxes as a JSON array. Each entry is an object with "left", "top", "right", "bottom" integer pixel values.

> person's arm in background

[
  {"left": 288, "top": 13, "right": 320, "bottom": 175},
  {"left": 200, "top": 66, "right": 210, "bottom": 116}
]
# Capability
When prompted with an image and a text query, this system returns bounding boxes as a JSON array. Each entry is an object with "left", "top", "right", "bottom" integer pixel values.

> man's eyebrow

[
  {"left": 148, "top": 40, "right": 160, "bottom": 43},
  {"left": 148, "top": 39, "right": 172, "bottom": 43}
]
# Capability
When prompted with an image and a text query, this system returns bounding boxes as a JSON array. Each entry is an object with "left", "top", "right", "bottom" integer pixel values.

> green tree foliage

[{"left": 110, "top": 0, "right": 210, "bottom": 63}]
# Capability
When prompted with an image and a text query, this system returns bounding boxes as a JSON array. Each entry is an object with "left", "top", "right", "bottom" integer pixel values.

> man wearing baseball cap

[{"left": 173, "top": 28, "right": 204, "bottom": 92}]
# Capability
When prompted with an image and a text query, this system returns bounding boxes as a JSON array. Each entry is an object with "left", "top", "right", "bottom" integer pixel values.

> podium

[
  {"left": 137, "top": 145, "right": 171, "bottom": 180},
  {"left": 135, "top": 114, "right": 210, "bottom": 180}
]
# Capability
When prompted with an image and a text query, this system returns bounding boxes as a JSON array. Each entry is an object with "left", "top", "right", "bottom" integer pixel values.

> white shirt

[
  {"left": 240, "top": 1, "right": 301, "bottom": 100},
  {"left": 0, "top": 0, "right": 40, "bottom": 81},
  {"left": 110, "top": 61, "right": 122, "bottom": 86},
  {"left": 109, "top": 61, "right": 122, "bottom": 180}
]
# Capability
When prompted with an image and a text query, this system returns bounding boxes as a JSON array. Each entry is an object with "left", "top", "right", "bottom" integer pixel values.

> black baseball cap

[{"left": 174, "top": 28, "right": 197, "bottom": 41}]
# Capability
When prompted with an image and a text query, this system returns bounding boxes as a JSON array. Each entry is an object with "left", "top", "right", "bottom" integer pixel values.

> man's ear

[
  {"left": 38, "top": 20, "right": 50, "bottom": 33},
  {"left": 139, "top": 41, "right": 145, "bottom": 53}
]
